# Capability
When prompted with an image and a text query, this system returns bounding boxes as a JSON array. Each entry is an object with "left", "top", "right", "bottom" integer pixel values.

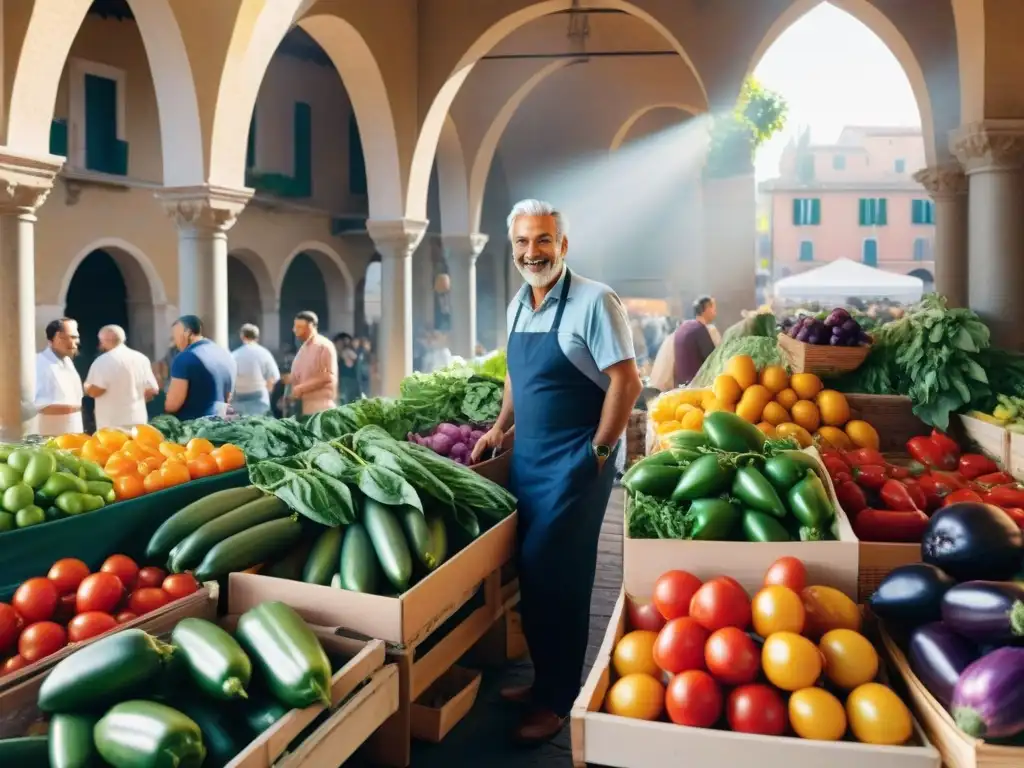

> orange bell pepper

[
  {"left": 184, "top": 438, "right": 216, "bottom": 460},
  {"left": 187, "top": 454, "right": 219, "bottom": 480},
  {"left": 81, "top": 438, "right": 111, "bottom": 466},
  {"left": 113, "top": 474, "right": 145, "bottom": 500},
  {"left": 211, "top": 444, "right": 246, "bottom": 473},
  {"left": 158, "top": 441, "right": 186, "bottom": 460},
  {"left": 94, "top": 428, "right": 129, "bottom": 451},
  {"left": 132, "top": 424, "right": 164, "bottom": 448}
]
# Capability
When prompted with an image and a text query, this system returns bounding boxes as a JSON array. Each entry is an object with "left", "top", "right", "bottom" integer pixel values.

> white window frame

[{"left": 68, "top": 58, "right": 127, "bottom": 171}]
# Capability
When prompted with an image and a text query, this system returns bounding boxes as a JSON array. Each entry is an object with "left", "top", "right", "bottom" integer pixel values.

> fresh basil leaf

[{"left": 357, "top": 464, "right": 422, "bottom": 511}]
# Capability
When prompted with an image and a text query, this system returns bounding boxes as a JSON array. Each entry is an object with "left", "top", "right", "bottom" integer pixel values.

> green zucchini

[
  {"left": 170, "top": 618, "right": 252, "bottom": 700},
  {"left": 169, "top": 695, "right": 246, "bottom": 768},
  {"left": 146, "top": 486, "right": 264, "bottom": 559},
  {"left": 168, "top": 496, "right": 290, "bottom": 573},
  {"left": 0, "top": 736, "right": 49, "bottom": 767},
  {"left": 363, "top": 498, "right": 413, "bottom": 592},
  {"left": 425, "top": 511, "right": 448, "bottom": 569},
  {"left": 339, "top": 523, "right": 378, "bottom": 594},
  {"left": 235, "top": 601, "right": 333, "bottom": 709},
  {"left": 49, "top": 713, "right": 98, "bottom": 768},
  {"left": 95, "top": 700, "right": 206, "bottom": 768},
  {"left": 237, "top": 694, "right": 290, "bottom": 738},
  {"left": 302, "top": 526, "right": 344, "bottom": 585},
  {"left": 263, "top": 538, "right": 313, "bottom": 581},
  {"left": 193, "top": 516, "right": 303, "bottom": 582},
  {"left": 38, "top": 629, "right": 175, "bottom": 713},
  {"left": 401, "top": 506, "right": 435, "bottom": 570}
]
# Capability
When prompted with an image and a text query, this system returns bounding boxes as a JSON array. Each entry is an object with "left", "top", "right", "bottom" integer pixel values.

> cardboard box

[
  {"left": 409, "top": 665, "right": 482, "bottom": 743},
  {"left": 623, "top": 448, "right": 860, "bottom": 600},
  {"left": 228, "top": 513, "right": 517, "bottom": 647},
  {"left": 571, "top": 592, "right": 941, "bottom": 768}
]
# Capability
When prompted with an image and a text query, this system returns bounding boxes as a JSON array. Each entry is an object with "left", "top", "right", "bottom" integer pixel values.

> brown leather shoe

[
  {"left": 515, "top": 708, "right": 565, "bottom": 744},
  {"left": 499, "top": 684, "right": 532, "bottom": 704}
]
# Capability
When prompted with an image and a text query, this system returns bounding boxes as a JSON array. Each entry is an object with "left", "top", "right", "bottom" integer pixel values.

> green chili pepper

[
  {"left": 788, "top": 470, "right": 835, "bottom": 529},
  {"left": 55, "top": 492, "right": 105, "bottom": 516},
  {"left": 671, "top": 454, "right": 733, "bottom": 503},
  {"left": 687, "top": 498, "right": 741, "bottom": 541},
  {"left": 732, "top": 465, "right": 787, "bottom": 519},
  {"left": 622, "top": 464, "right": 686, "bottom": 499},
  {"left": 666, "top": 430, "right": 709, "bottom": 450},
  {"left": 742, "top": 510, "right": 791, "bottom": 542},
  {"left": 38, "top": 471, "right": 87, "bottom": 500}
]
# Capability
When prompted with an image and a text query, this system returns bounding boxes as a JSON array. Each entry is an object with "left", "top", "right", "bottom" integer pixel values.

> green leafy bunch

[{"left": 706, "top": 77, "right": 789, "bottom": 179}]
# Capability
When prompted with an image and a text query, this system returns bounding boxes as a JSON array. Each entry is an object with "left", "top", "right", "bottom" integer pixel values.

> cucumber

[
  {"left": 95, "top": 700, "right": 206, "bottom": 768},
  {"left": 168, "top": 496, "right": 290, "bottom": 573},
  {"left": 363, "top": 499, "right": 413, "bottom": 592},
  {"left": 401, "top": 506, "right": 436, "bottom": 570},
  {"left": 302, "top": 526, "right": 344, "bottom": 585},
  {"left": 171, "top": 618, "right": 252, "bottom": 700},
  {"left": 0, "top": 736, "right": 49, "bottom": 767},
  {"left": 147, "top": 486, "right": 264, "bottom": 559},
  {"left": 339, "top": 523, "right": 379, "bottom": 594},
  {"left": 49, "top": 713, "right": 98, "bottom": 768},
  {"left": 170, "top": 695, "right": 246, "bottom": 768},
  {"left": 38, "top": 629, "right": 175, "bottom": 713},
  {"left": 193, "top": 516, "right": 303, "bottom": 582},
  {"left": 263, "top": 538, "right": 313, "bottom": 580},
  {"left": 425, "top": 511, "right": 448, "bottom": 569}
]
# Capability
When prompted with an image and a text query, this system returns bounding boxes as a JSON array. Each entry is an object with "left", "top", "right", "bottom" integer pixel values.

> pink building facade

[{"left": 761, "top": 127, "right": 936, "bottom": 291}]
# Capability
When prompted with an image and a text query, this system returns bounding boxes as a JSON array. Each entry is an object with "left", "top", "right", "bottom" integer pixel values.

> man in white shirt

[
  {"left": 84, "top": 325, "right": 159, "bottom": 430},
  {"left": 34, "top": 318, "right": 85, "bottom": 436},
  {"left": 231, "top": 324, "right": 280, "bottom": 417}
]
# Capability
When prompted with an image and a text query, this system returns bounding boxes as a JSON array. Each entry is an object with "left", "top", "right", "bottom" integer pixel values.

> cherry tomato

[
  {"left": 801, "top": 586, "right": 861, "bottom": 639},
  {"left": 604, "top": 673, "right": 665, "bottom": 721},
  {"left": 704, "top": 627, "right": 760, "bottom": 685},
  {"left": 13, "top": 577, "right": 59, "bottom": 624},
  {"left": 653, "top": 617, "right": 708, "bottom": 674},
  {"left": 100, "top": 554, "right": 140, "bottom": 591},
  {"left": 819, "top": 629, "right": 879, "bottom": 690},
  {"left": 789, "top": 687, "right": 847, "bottom": 741},
  {"left": 727, "top": 684, "right": 788, "bottom": 735},
  {"left": 115, "top": 611, "right": 139, "bottom": 624},
  {"left": 53, "top": 593, "right": 78, "bottom": 625},
  {"left": 652, "top": 570, "right": 703, "bottom": 620},
  {"left": 689, "top": 577, "right": 751, "bottom": 632},
  {"left": 763, "top": 556, "right": 807, "bottom": 592},
  {"left": 18, "top": 621, "right": 67, "bottom": 663},
  {"left": 76, "top": 573, "right": 125, "bottom": 615},
  {"left": 762, "top": 632, "right": 823, "bottom": 691},
  {"left": 627, "top": 598, "right": 667, "bottom": 632},
  {"left": 47, "top": 559, "right": 90, "bottom": 595},
  {"left": 846, "top": 682, "right": 913, "bottom": 745},
  {"left": 162, "top": 573, "right": 200, "bottom": 600},
  {"left": 67, "top": 612, "right": 118, "bottom": 643},
  {"left": 128, "top": 588, "right": 171, "bottom": 616},
  {"left": 751, "top": 585, "right": 806, "bottom": 637},
  {"left": 136, "top": 567, "right": 168, "bottom": 590},
  {"left": 0, "top": 654, "right": 28, "bottom": 676},
  {"left": 0, "top": 603, "right": 24, "bottom": 653},
  {"left": 665, "top": 670, "right": 723, "bottom": 728},
  {"left": 612, "top": 631, "right": 660, "bottom": 677}
]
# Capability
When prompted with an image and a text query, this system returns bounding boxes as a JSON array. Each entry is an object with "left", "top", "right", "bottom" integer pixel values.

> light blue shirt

[{"left": 231, "top": 342, "right": 280, "bottom": 398}]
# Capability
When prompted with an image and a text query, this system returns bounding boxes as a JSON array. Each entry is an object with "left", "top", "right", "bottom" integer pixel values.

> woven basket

[
  {"left": 777, "top": 333, "right": 871, "bottom": 377},
  {"left": 846, "top": 394, "right": 929, "bottom": 453}
]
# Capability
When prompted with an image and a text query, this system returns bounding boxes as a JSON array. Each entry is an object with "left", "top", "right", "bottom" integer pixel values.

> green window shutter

[
  {"left": 811, "top": 199, "right": 821, "bottom": 225},
  {"left": 84, "top": 74, "right": 122, "bottom": 174},
  {"left": 863, "top": 239, "right": 878, "bottom": 266},
  {"left": 246, "top": 113, "right": 256, "bottom": 170},
  {"left": 49, "top": 119, "right": 68, "bottom": 156},
  {"left": 799, "top": 241, "right": 813, "bottom": 262},
  {"left": 858, "top": 199, "right": 867, "bottom": 226},
  {"left": 911, "top": 200, "right": 919, "bottom": 224},
  {"left": 293, "top": 101, "right": 312, "bottom": 197},
  {"left": 927, "top": 201, "right": 935, "bottom": 224},
  {"left": 349, "top": 113, "right": 367, "bottom": 196},
  {"left": 877, "top": 198, "right": 888, "bottom": 226},
  {"left": 792, "top": 198, "right": 802, "bottom": 226}
]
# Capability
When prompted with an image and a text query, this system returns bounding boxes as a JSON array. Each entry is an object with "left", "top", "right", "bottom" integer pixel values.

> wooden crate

[
  {"left": 1008, "top": 431, "right": 1024, "bottom": 481},
  {"left": 409, "top": 666, "right": 482, "bottom": 743},
  {"left": 571, "top": 591, "right": 940, "bottom": 768},
  {"left": 954, "top": 414, "right": 1010, "bottom": 468},
  {"left": 880, "top": 625, "right": 1022, "bottom": 768},
  {"left": 778, "top": 333, "right": 871, "bottom": 377},
  {"left": 858, "top": 542, "right": 921, "bottom": 603},
  {"left": 847, "top": 394, "right": 929, "bottom": 453}
]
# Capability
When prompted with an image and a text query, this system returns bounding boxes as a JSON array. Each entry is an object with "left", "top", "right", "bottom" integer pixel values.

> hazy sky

[{"left": 753, "top": 2, "right": 922, "bottom": 180}]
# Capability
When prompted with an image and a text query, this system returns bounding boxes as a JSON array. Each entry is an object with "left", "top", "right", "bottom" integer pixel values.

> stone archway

[
  {"left": 909, "top": 267, "right": 935, "bottom": 294},
  {"left": 609, "top": 103, "right": 700, "bottom": 151},
  {"left": 435, "top": 115, "right": 471, "bottom": 234},
  {"left": 278, "top": 241, "right": 357, "bottom": 345},
  {"left": 227, "top": 249, "right": 276, "bottom": 350}
]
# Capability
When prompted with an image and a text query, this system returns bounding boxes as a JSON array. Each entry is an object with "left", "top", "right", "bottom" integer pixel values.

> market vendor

[{"left": 472, "top": 199, "right": 643, "bottom": 743}]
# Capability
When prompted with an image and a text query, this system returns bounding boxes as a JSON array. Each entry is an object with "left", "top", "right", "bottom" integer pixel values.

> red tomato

[
  {"left": 136, "top": 567, "right": 167, "bottom": 590},
  {"left": 18, "top": 622, "right": 67, "bottom": 663},
  {"left": 652, "top": 570, "right": 703, "bottom": 620},
  {"left": 76, "top": 573, "right": 125, "bottom": 615},
  {"left": 67, "top": 612, "right": 118, "bottom": 643},
  {"left": 689, "top": 578, "right": 752, "bottom": 632},
  {"left": 727, "top": 684, "right": 788, "bottom": 735},
  {"left": 47, "top": 559, "right": 90, "bottom": 595},
  {"left": 764, "top": 557, "right": 807, "bottom": 593},
  {"left": 653, "top": 617, "right": 708, "bottom": 674},
  {"left": 705, "top": 627, "right": 760, "bottom": 686},
  {"left": 627, "top": 598, "right": 667, "bottom": 633},
  {"left": 100, "top": 555, "right": 140, "bottom": 591},
  {"left": 162, "top": 573, "right": 200, "bottom": 600},
  {"left": 665, "top": 670, "right": 723, "bottom": 728},
  {"left": 0, "top": 654, "right": 28, "bottom": 676},
  {"left": 52, "top": 593, "right": 78, "bottom": 625},
  {"left": 12, "top": 578, "right": 59, "bottom": 624},
  {"left": 0, "top": 603, "right": 23, "bottom": 653},
  {"left": 128, "top": 588, "right": 171, "bottom": 616},
  {"left": 115, "top": 611, "right": 138, "bottom": 624}
]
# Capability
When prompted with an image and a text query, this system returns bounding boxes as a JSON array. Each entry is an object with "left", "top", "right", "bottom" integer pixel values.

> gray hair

[
  {"left": 240, "top": 323, "right": 260, "bottom": 341},
  {"left": 99, "top": 325, "right": 126, "bottom": 344},
  {"left": 506, "top": 199, "right": 568, "bottom": 242}
]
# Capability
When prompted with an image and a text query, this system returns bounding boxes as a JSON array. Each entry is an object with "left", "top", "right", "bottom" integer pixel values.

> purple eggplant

[
  {"left": 952, "top": 647, "right": 1024, "bottom": 738},
  {"left": 923, "top": 503, "right": 1024, "bottom": 581},
  {"left": 869, "top": 563, "right": 957, "bottom": 626},
  {"left": 941, "top": 580, "right": 1024, "bottom": 644},
  {"left": 908, "top": 623, "right": 980, "bottom": 709}
]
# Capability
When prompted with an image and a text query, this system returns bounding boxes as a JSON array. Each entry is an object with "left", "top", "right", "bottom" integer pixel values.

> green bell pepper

[
  {"left": 671, "top": 454, "right": 733, "bottom": 502},
  {"left": 732, "top": 465, "right": 787, "bottom": 518},
  {"left": 787, "top": 470, "right": 835, "bottom": 529}
]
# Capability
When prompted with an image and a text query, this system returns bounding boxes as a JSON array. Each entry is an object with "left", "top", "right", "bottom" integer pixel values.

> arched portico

[
  {"left": 227, "top": 248, "right": 277, "bottom": 350},
  {"left": 609, "top": 103, "right": 700, "bottom": 151},
  {"left": 278, "top": 241, "right": 357, "bottom": 339},
  {"left": 435, "top": 115, "right": 471, "bottom": 234}
]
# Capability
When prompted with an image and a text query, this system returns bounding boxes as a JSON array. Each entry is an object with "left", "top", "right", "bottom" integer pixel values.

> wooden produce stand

[
  {"left": 954, "top": 413, "right": 1011, "bottom": 468},
  {"left": 571, "top": 592, "right": 940, "bottom": 768},
  {"left": 229, "top": 513, "right": 518, "bottom": 767},
  {"left": 1012, "top": 431, "right": 1024, "bottom": 481}
]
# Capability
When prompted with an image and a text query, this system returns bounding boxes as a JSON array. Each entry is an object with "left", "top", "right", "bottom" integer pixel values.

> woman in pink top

[{"left": 288, "top": 311, "right": 338, "bottom": 415}]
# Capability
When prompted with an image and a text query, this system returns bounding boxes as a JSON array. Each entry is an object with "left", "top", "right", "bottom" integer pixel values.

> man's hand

[{"left": 471, "top": 426, "right": 504, "bottom": 463}]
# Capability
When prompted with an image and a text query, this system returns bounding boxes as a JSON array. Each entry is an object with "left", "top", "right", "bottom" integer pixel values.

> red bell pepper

[
  {"left": 943, "top": 488, "right": 984, "bottom": 506},
  {"left": 957, "top": 453, "right": 1000, "bottom": 480},
  {"left": 930, "top": 430, "right": 961, "bottom": 461},
  {"left": 881, "top": 479, "right": 920, "bottom": 511},
  {"left": 931, "top": 470, "right": 968, "bottom": 490},
  {"left": 901, "top": 477, "right": 928, "bottom": 511},
  {"left": 820, "top": 449, "right": 849, "bottom": 466},
  {"left": 999, "top": 507, "right": 1024, "bottom": 529},
  {"left": 981, "top": 485, "right": 1024, "bottom": 509},
  {"left": 833, "top": 470, "right": 852, "bottom": 485},
  {"left": 975, "top": 471, "right": 1015, "bottom": 487},
  {"left": 917, "top": 472, "right": 964, "bottom": 512},
  {"left": 834, "top": 480, "right": 868, "bottom": 517},
  {"left": 845, "top": 448, "right": 887, "bottom": 468},
  {"left": 822, "top": 455, "right": 852, "bottom": 482},
  {"left": 852, "top": 508, "right": 930, "bottom": 543},
  {"left": 853, "top": 464, "right": 889, "bottom": 491},
  {"left": 906, "top": 435, "right": 958, "bottom": 471},
  {"left": 887, "top": 464, "right": 911, "bottom": 480}
]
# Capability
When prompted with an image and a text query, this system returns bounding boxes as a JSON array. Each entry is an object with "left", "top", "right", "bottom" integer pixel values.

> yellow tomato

[
  {"left": 776, "top": 422, "right": 813, "bottom": 448},
  {"left": 790, "top": 372, "right": 824, "bottom": 401},
  {"left": 726, "top": 355, "right": 758, "bottom": 390},
  {"left": 789, "top": 687, "right": 847, "bottom": 741},
  {"left": 816, "top": 426, "right": 853, "bottom": 451},
  {"left": 761, "top": 401, "right": 790, "bottom": 426},
  {"left": 801, "top": 585, "right": 861, "bottom": 639},
  {"left": 680, "top": 409, "right": 704, "bottom": 431},
  {"left": 790, "top": 400, "right": 821, "bottom": 433},
  {"left": 816, "top": 389, "right": 851, "bottom": 426},
  {"left": 759, "top": 365, "right": 789, "bottom": 394},
  {"left": 604, "top": 673, "right": 665, "bottom": 721},
  {"left": 94, "top": 428, "right": 129, "bottom": 450},
  {"left": 846, "top": 683, "right": 913, "bottom": 745},
  {"left": 185, "top": 437, "right": 216, "bottom": 458},
  {"left": 131, "top": 423, "right": 164, "bottom": 448},
  {"left": 756, "top": 421, "right": 777, "bottom": 438},
  {"left": 613, "top": 631, "right": 660, "bottom": 678},
  {"left": 752, "top": 585, "right": 806, "bottom": 637},
  {"left": 819, "top": 629, "right": 879, "bottom": 690},
  {"left": 762, "top": 632, "right": 822, "bottom": 691},
  {"left": 845, "top": 419, "right": 880, "bottom": 450},
  {"left": 775, "top": 387, "right": 800, "bottom": 410},
  {"left": 713, "top": 375, "right": 743, "bottom": 406},
  {"left": 736, "top": 385, "right": 773, "bottom": 423}
]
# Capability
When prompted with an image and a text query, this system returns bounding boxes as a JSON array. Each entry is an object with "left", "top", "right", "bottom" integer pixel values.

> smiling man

[{"left": 472, "top": 199, "right": 643, "bottom": 743}]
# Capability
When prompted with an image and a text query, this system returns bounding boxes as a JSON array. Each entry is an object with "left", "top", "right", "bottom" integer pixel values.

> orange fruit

[
  {"left": 816, "top": 390, "right": 851, "bottom": 426},
  {"left": 790, "top": 373, "right": 824, "bottom": 401},
  {"left": 845, "top": 420, "right": 880, "bottom": 450},
  {"left": 761, "top": 402, "right": 790, "bottom": 426},
  {"left": 790, "top": 400, "right": 821, "bottom": 433},
  {"left": 759, "top": 365, "right": 789, "bottom": 394},
  {"left": 775, "top": 388, "right": 799, "bottom": 410},
  {"left": 726, "top": 355, "right": 758, "bottom": 390}
]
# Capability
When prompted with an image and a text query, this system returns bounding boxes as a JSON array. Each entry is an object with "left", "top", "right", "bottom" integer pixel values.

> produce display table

[{"left": 0, "top": 469, "right": 249, "bottom": 600}]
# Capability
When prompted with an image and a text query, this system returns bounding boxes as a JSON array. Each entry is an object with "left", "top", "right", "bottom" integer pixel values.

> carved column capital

[
  {"left": 366, "top": 218, "right": 429, "bottom": 259},
  {"left": 0, "top": 149, "right": 64, "bottom": 215},
  {"left": 441, "top": 232, "right": 489, "bottom": 265},
  {"left": 950, "top": 120, "right": 1024, "bottom": 174},
  {"left": 156, "top": 184, "right": 253, "bottom": 233},
  {"left": 913, "top": 163, "right": 968, "bottom": 201}
]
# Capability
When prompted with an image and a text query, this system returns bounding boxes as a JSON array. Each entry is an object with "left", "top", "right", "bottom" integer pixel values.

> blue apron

[{"left": 508, "top": 268, "right": 618, "bottom": 716}]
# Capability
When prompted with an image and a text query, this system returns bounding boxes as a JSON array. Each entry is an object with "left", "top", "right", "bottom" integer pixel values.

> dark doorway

[
  {"left": 280, "top": 253, "right": 329, "bottom": 349},
  {"left": 228, "top": 255, "right": 263, "bottom": 350}
]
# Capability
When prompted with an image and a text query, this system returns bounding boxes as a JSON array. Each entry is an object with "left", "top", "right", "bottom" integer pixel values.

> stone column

[
  {"left": 702, "top": 174, "right": 755, "bottom": 327},
  {"left": 366, "top": 218, "right": 428, "bottom": 396},
  {"left": 0, "top": 151, "right": 63, "bottom": 440},
  {"left": 951, "top": 121, "right": 1024, "bottom": 348},
  {"left": 914, "top": 164, "right": 969, "bottom": 307},
  {"left": 442, "top": 233, "right": 489, "bottom": 358},
  {"left": 156, "top": 185, "right": 252, "bottom": 348}
]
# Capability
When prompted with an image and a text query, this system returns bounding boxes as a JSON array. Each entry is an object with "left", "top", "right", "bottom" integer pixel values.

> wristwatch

[{"left": 593, "top": 443, "right": 612, "bottom": 460}]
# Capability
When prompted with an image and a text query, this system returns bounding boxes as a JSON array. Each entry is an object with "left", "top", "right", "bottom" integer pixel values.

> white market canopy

[{"left": 773, "top": 258, "right": 924, "bottom": 303}]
